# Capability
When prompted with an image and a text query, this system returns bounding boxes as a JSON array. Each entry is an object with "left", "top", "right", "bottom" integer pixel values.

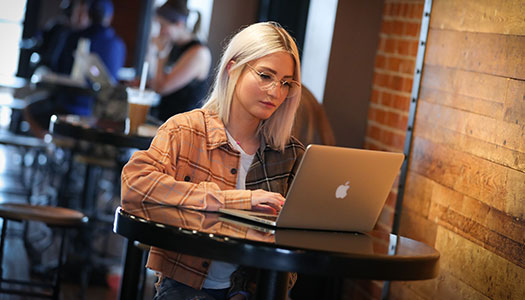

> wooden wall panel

[
  {"left": 424, "top": 29, "right": 525, "bottom": 79},
  {"left": 414, "top": 117, "right": 525, "bottom": 173},
  {"left": 430, "top": 0, "right": 525, "bottom": 35},
  {"left": 410, "top": 137, "right": 525, "bottom": 217},
  {"left": 433, "top": 227, "right": 525, "bottom": 300}
]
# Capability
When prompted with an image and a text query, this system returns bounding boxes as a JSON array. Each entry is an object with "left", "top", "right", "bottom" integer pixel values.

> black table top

[
  {"left": 49, "top": 114, "right": 154, "bottom": 150},
  {"left": 114, "top": 204, "right": 440, "bottom": 281}
]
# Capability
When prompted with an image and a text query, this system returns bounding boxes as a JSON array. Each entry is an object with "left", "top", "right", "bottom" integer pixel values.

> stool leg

[
  {"left": 52, "top": 228, "right": 67, "bottom": 300},
  {"left": 0, "top": 219, "right": 8, "bottom": 281}
]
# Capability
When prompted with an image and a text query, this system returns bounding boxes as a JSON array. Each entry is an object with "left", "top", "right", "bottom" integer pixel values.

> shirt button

[
  {"left": 202, "top": 261, "right": 209, "bottom": 268},
  {"left": 230, "top": 168, "right": 237, "bottom": 175},
  {"left": 184, "top": 176, "right": 191, "bottom": 182}
]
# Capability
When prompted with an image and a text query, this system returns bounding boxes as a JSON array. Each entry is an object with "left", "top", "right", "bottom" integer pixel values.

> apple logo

[{"left": 335, "top": 181, "right": 350, "bottom": 199}]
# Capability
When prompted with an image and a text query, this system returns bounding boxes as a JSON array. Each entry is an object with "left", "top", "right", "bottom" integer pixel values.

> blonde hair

[{"left": 202, "top": 22, "right": 302, "bottom": 151}]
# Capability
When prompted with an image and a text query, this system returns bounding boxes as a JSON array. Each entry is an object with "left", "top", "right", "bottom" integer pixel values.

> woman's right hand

[{"left": 250, "top": 189, "right": 285, "bottom": 213}]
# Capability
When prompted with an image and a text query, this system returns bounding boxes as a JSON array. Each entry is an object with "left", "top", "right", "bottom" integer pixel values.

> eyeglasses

[{"left": 246, "top": 64, "right": 300, "bottom": 98}]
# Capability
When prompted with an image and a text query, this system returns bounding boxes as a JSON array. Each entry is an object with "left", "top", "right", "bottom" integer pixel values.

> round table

[
  {"left": 114, "top": 204, "right": 440, "bottom": 300},
  {"left": 49, "top": 114, "right": 154, "bottom": 150}
]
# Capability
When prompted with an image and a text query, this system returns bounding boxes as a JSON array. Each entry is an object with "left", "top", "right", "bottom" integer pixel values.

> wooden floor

[{"left": 0, "top": 141, "right": 156, "bottom": 299}]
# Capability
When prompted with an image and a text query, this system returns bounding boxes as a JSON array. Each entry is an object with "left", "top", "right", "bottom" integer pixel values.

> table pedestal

[{"left": 256, "top": 269, "right": 289, "bottom": 300}]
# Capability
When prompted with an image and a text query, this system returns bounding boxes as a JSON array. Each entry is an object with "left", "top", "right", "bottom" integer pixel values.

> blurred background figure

[
  {"left": 24, "top": 0, "right": 126, "bottom": 138},
  {"left": 59, "top": 0, "right": 126, "bottom": 82},
  {"left": 147, "top": 0, "right": 212, "bottom": 122},
  {"left": 30, "top": 0, "right": 90, "bottom": 74},
  {"left": 292, "top": 85, "right": 336, "bottom": 146}
]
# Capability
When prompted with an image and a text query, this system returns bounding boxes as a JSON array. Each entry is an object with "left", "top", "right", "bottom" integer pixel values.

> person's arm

[
  {"left": 152, "top": 44, "right": 211, "bottom": 95},
  {"left": 121, "top": 124, "right": 251, "bottom": 211}
]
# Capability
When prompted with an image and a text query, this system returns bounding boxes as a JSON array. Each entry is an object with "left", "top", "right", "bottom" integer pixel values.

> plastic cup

[{"left": 126, "top": 87, "right": 157, "bottom": 135}]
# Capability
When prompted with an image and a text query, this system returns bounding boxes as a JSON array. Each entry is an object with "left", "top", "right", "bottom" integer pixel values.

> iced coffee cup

[{"left": 126, "top": 87, "right": 157, "bottom": 135}]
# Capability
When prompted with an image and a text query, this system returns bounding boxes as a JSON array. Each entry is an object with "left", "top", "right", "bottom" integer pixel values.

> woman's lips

[{"left": 260, "top": 101, "right": 276, "bottom": 108}]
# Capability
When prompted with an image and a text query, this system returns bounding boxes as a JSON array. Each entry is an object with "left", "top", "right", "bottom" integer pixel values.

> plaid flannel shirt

[{"left": 121, "top": 109, "right": 304, "bottom": 289}]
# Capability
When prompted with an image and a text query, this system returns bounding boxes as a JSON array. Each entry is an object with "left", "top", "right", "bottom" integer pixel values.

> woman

[
  {"left": 149, "top": 0, "right": 212, "bottom": 121},
  {"left": 121, "top": 22, "right": 303, "bottom": 299}
]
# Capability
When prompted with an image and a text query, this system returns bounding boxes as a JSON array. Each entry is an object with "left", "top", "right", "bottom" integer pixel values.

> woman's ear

[{"left": 226, "top": 60, "right": 236, "bottom": 75}]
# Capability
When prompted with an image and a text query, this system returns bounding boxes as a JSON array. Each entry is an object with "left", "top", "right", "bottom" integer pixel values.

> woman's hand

[{"left": 251, "top": 189, "right": 285, "bottom": 213}]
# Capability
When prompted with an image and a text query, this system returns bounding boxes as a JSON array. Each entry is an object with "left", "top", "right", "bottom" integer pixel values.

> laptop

[{"left": 219, "top": 144, "right": 404, "bottom": 232}]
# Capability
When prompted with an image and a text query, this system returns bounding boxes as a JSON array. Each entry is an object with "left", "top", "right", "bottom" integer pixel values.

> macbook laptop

[{"left": 219, "top": 144, "right": 404, "bottom": 232}]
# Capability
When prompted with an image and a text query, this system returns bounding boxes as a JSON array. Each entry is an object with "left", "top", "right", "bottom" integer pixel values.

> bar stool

[{"left": 0, "top": 203, "right": 87, "bottom": 299}]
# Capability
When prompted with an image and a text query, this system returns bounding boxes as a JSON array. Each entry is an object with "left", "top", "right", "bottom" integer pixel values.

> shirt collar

[{"left": 203, "top": 109, "right": 280, "bottom": 152}]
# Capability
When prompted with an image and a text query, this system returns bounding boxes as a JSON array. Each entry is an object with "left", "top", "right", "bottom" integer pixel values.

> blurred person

[
  {"left": 121, "top": 22, "right": 302, "bottom": 300},
  {"left": 24, "top": 0, "right": 125, "bottom": 138},
  {"left": 147, "top": 0, "right": 212, "bottom": 121},
  {"left": 30, "top": 0, "right": 90, "bottom": 73}
]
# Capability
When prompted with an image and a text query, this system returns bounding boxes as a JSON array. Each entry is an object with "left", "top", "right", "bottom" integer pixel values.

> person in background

[
  {"left": 121, "top": 22, "right": 302, "bottom": 300},
  {"left": 59, "top": 0, "right": 125, "bottom": 81},
  {"left": 147, "top": 0, "right": 212, "bottom": 122},
  {"left": 30, "top": 0, "right": 90, "bottom": 73},
  {"left": 24, "top": 0, "right": 125, "bottom": 138}
]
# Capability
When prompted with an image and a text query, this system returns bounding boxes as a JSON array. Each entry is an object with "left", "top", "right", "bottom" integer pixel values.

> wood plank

[
  {"left": 424, "top": 29, "right": 525, "bottom": 79},
  {"left": 389, "top": 281, "right": 426, "bottom": 300},
  {"left": 403, "top": 171, "right": 433, "bottom": 218},
  {"left": 392, "top": 270, "right": 492, "bottom": 300},
  {"left": 430, "top": 183, "right": 525, "bottom": 244},
  {"left": 428, "top": 184, "right": 525, "bottom": 267},
  {"left": 410, "top": 137, "right": 525, "bottom": 217},
  {"left": 415, "top": 100, "right": 525, "bottom": 154},
  {"left": 421, "top": 64, "right": 508, "bottom": 104},
  {"left": 430, "top": 0, "right": 525, "bottom": 35},
  {"left": 414, "top": 117, "right": 525, "bottom": 172},
  {"left": 434, "top": 227, "right": 525, "bottom": 300},
  {"left": 419, "top": 87, "right": 505, "bottom": 120},
  {"left": 504, "top": 78, "right": 525, "bottom": 125},
  {"left": 398, "top": 207, "right": 437, "bottom": 247}
]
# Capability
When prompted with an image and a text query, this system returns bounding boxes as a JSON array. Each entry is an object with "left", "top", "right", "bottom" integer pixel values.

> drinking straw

[{"left": 139, "top": 61, "right": 149, "bottom": 96}]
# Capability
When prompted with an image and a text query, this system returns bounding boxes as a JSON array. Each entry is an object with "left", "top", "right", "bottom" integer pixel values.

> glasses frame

[{"left": 246, "top": 64, "right": 301, "bottom": 97}]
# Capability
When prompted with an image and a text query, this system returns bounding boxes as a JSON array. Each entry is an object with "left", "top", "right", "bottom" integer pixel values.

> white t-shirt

[{"left": 202, "top": 130, "right": 255, "bottom": 289}]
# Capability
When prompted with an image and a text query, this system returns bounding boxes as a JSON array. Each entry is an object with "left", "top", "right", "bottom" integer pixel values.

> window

[{"left": 0, "top": 1, "right": 26, "bottom": 77}]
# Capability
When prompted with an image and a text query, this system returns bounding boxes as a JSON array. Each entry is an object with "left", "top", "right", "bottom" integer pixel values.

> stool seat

[
  {"left": 0, "top": 203, "right": 86, "bottom": 299},
  {"left": 0, "top": 203, "right": 87, "bottom": 226}
]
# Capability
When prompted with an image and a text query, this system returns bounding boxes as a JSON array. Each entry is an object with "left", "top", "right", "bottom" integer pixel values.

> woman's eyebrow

[{"left": 257, "top": 66, "right": 294, "bottom": 79}]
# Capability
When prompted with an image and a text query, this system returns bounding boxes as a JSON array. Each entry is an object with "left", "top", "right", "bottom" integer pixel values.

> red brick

[
  {"left": 384, "top": 37, "right": 396, "bottom": 53},
  {"left": 397, "top": 39, "right": 411, "bottom": 55},
  {"left": 370, "top": 89, "right": 380, "bottom": 104},
  {"left": 392, "top": 3, "right": 401, "bottom": 16},
  {"left": 405, "top": 21, "right": 420, "bottom": 37},
  {"left": 393, "top": 94, "right": 410, "bottom": 111},
  {"left": 402, "top": 77, "right": 413, "bottom": 93},
  {"left": 386, "top": 111, "right": 400, "bottom": 128},
  {"left": 399, "top": 115, "right": 409, "bottom": 129},
  {"left": 409, "top": 40, "right": 419, "bottom": 56},
  {"left": 381, "top": 20, "right": 392, "bottom": 35},
  {"left": 387, "top": 56, "right": 401, "bottom": 72},
  {"left": 375, "top": 54, "right": 386, "bottom": 69},
  {"left": 369, "top": 124, "right": 382, "bottom": 140},
  {"left": 392, "top": 20, "right": 404, "bottom": 35},
  {"left": 375, "top": 108, "right": 386, "bottom": 124},
  {"left": 390, "top": 75, "right": 403, "bottom": 90},
  {"left": 392, "top": 132, "right": 406, "bottom": 149},
  {"left": 382, "top": 2, "right": 391, "bottom": 16},
  {"left": 400, "top": 59, "right": 415, "bottom": 74},
  {"left": 415, "top": 3, "right": 424, "bottom": 19},
  {"left": 373, "top": 73, "right": 388, "bottom": 87},
  {"left": 399, "top": 3, "right": 408, "bottom": 18},
  {"left": 381, "top": 91, "right": 393, "bottom": 106}
]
